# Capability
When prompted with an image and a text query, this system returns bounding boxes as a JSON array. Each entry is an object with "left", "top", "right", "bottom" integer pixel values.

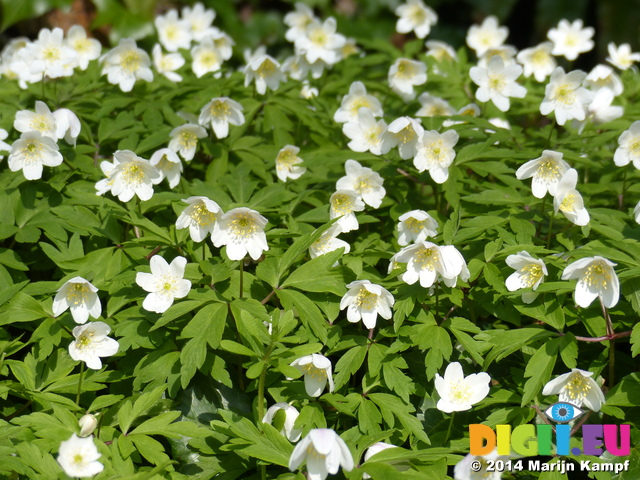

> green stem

[
  {"left": 600, "top": 299, "right": 616, "bottom": 388},
  {"left": 546, "top": 118, "right": 556, "bottom": 148},
  {"left": 619, "top": 168, "right": 628, "bottom": 210},
  {"left": 239, "top": 260, "right": 244, "bottom": 299},
  {"left": 546, "top": 212, "right": 555, "bottom": 249},
  {"left": 434, "top": 282, "right": 440, "bottom": 323},
  {"left": 444, "top": 412, "right": 454, "bottom": 443},
  {"left": 76, "top": 362, "right": 85, "bottom": 406},
  {"left": 536, "top": 196, "right": 548, "bottom": 238}
]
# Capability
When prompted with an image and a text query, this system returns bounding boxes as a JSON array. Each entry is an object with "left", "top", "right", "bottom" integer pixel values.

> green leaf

[
  {"left": 521, "top": 339, "right": 559, "bottom": 406},
  {"left": 281, "top": 248, "right": 346, "bottom": 296},
  {"left": 276, "top": 289, "right": 329, "bottom": 343}
]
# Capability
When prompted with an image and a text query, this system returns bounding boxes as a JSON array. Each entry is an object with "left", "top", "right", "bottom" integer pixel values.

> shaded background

[{"left": 1, "top": 0, "right": 639, "bottom": 68}]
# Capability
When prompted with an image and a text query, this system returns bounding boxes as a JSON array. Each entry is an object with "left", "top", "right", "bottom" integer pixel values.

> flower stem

[
  {"left": 239, "top": 260, "right": 244, "bottom": 299},
  {"left": 76, "top": 362, "right": 85, "bottom": 406},
  {"left": 546, "top": 118, "right": 556, "bottom": 148},
  {"left": 619, "top": 168, "right": 628, "bottom": 211},
  {"left": 546, "top": 212, "right": 555, "bottom": 249},
  {"left": 444, "top": 412, "right": 454, "bottom": 443},
  {"left": 536, "top": 196, "right": 548, "bottom": 238},
  {"left": 600, "top": 299, "right": 616, "bottom": 387}
]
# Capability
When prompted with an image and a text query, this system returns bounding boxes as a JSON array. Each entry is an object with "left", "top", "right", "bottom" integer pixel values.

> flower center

[
  {"left": 349, "top": 98, "right": 372, "bottom": 116},
  {"left": 21, "top": 141, "right": 42, "bottom": 163},
  {"left": 552, "top": 83, "right": 576, "bottom": 105},
  {"left": 630, "top": 141, "right": 640, "bottom": 155},
  {"left": 394, "top": 124, "right": 417, "bottom": 144},
  {"left": 73, "top": 38, "right": 90, "bottom": 53},
  {"left": 409, "top": 5, "right": 427, "bottom": 23},
  {"left": 354, "top": 288, "right": 379, "bottom": 309},
  {"left": 395, "top": 60, "right": 416, "bottom": 79},
  {"left": 404, "top": 217, "right": 426, "bottom": 233},
  {"left": 229, "top": 213, "right": 258, "bottom": 238},
  {"left": 309, "top": 28, "right": 328, "bottom": 47},
  {"left": 121, "top": 162, "right": 145, "bottom": 185},
  {"left": 301, "top": 363, "right": 327, "bottom": 381},
  {"left": 562, "top": 372, "right": 592, "bottom": 402},
  {"left": 200, "top": 50, "right": 220, "bottom": 69},
  {"left": 532, "top": 49, "right": 549, "bottom": 65},
  {"left": 414, "top": 246, "right": 439, "bottom": 271},
  {"left": 43, "top": 47, "right": 61, "bottom": 61},
  {"left": 448, "top": 381, "right": 472, "bottom": 403},
  {"left": 519, "top": 264, "right": 543, "bottom": 287},
  {"left": 67, "top": 283, "right": 91, "bottom": 306},
  {"left": 73, "top": 454, "right": 84, "bottom": 464},
  {"left": 121, "top": 51, "right": 141, "bottom": 73},
  {"left": 582, "top": 262, "right": 611, "bottom": 289},
  {"left": 257, "top": 59, "right": 277, "bottom": 77},
  {"left": 179, "top": 131, "right": 197, "bottom": 149},
  {"left": 190, "top": 203, "right": 216, "bottom": 226},
  {"left": 354, "top": 176, "right": 373, "bottom": 194},
  {"left": 488, "top": 74, "right": 506, "bottom": 92},
  {"left": 210, "top": 100, "right": 230, "bottom": 118},
  {"left": 559, "top": 193, "right": 576, "bottom": 212},
  {"left": 30, "top": 115, "right": 50, "bottom": 133},
  {"left": 75, "top": 331, "right": 94, "bottom": 350},
  {"left": 277, "top": 149, "right": 298, "bottom": 168},
  {"left": 424, "top": 139, "right": 448, "bottom": 165},
  {"left": 331, "top": 194, "right": 354, "bottom": 215},
  {"left": 536, "top": 160, "right": 561, "bottom": 182},
  {"left": 165, "top": 25, "right": 179, "bottom": 41}
]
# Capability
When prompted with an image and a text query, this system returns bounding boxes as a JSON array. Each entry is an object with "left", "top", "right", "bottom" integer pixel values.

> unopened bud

[{"left": 78, "top": 414, "right": 98, "bottom": 437}]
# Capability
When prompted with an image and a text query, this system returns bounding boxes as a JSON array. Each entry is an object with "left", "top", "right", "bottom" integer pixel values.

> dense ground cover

[{"left": 1, "top": 1, "right": 640, "bottom": 479}]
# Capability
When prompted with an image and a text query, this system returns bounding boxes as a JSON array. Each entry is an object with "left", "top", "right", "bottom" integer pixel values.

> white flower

[
  {"left": 561, "top": 256, "right": 619, "bottom": 308},
  {"left": 155, "top": 9, "right": 191, "bottom": 52},
  {"left": 244, "top": 49, "right": 285, "bottom": 94},
  {"left": 199, "top": 97, "right": 244, "bottom": 139},
  {"left": 8, "top": 131, "right": 63, "bottom": 180},
  {"left": 95, "top": 160, "right": 116, "bottom": 197},
  {"left": 152, "top": 44, "right": 185, "bottom": 82},
  {"left": 392, "top": 241, "right": 450, "bottom": 288},
  {"left": 66, "top": 25, "right": 101, "bottom": 71},
  {"left": 136, "top": 255, "right": 191, "bottom": 313},
  {"left": 505, "top": 251, "right": 547, "bottom": 304},
  {"left": 276, "top": 145, "right": 306, "bottom": 182},
  {"left": 78, "top": 414, "right": 98, "bottom": 437},
  {"left": 413, "top": 129, "right": 459, "bottom": 183},
  {"left": 263, "top": 403, "right": 302, "bottom": 442},
  {"left": 100, "top": 38, "right": 153, "bottom": 92},
  {"left": 212, "top": 207, "right": 269, "bottom": 261},
  {"left": 53, "top": 277, "right": 101, "bottom": 324},
  {"left": 57, "top": 434, "right": 104, "bottom": 478},
  {"left": 584, "top": 64, "right": 623, "bottom": 96},
  {"left": 542, "top": 369, "right": 605, "bottom": 411},
  {"left": 381, "top": 116, "right": 424, "bottom": 160},
  {"left": 395, "top": 0, "right": 438, "bottom": 39},
  {"left": 289, "top": 429, "right": 354, "bottom": 480},
  {"left": 333, "top": 81, "right": 383, "bottom": 124},
  {"left": 342, "top": 108, "right": 387, "bottom": 156},
  {"left": 335, "top": 159, "right": 385, "bottom": 208},
  {"left": 470, "top": 55, "right": 526, "bottom": 112},
  {"left": 191, "top": 37, "right": 223, "bottom": 77},
  {"left": 573, "top": 88, "right": 623, "bottom": 134},
  {"left": 176, "top": 196, "right": 223, "bottom": 242},
  {"left": 309, "top": 224, "right": 350, "bottom": 260},
  {"left": 340, "top": 280, "right": 394, "bottom": 329},
  {"left": 150, "top": 148, "right": 183, "bottom": 188},
  {"left": 635, "top": 201, "right": 640, "bottom": 224},
  {"left": 28, "top": 27, "right": 77, "bottom": 79},
  {"left": 548, "top": 19, "right": 594, "bottom": 61},
  {"left": 104, "top": 150, "right": 161, "bottom": 202},
  {"left": 209, "top": 30, "right": 234, "bottom": 61},
  {"left": 438, "top": 245, "right": 470, "bottom": 288},
  {"left": 284, "top": 3, "right": 318, "bottom": 42},
  {"left": 397, "top": 210, "right": 438, "bottom": 246},
  {"left": 442, "top": 103, "right": 481, "bottom": 128},
  {"left": 388, "top": 58, "right": 427, "bottom": 100},
  {"left": 362, "top": 442, "right": 410, "bottom": 479},
  {"left": 466, "top": 16, "right": 508, "bottom": 57},
  {"left": 540, "top": 68, "right": 593, "bottom": 125},
  {"left": 435, "top": 361, "right": 491, "bottom": 413},
  {"left": 607, "top": 43, "right": 640, "bottom": 70},
  {"left": 517, "top": 42, "right": 556, "bottom": 82},
  {"left": 553, "top": 169, "right": 589, "bottom": 226},
  {"left": 290, "top": 354, "right": 334, "bottom": 397},
  {"left": 295, "top": 17, "right": 345, "bottom": 65},
  {"left": 53, "top": 108, "right": 82, "bottom": 146},
  {"left": 515, "top": 150, "right": 570, "bottom": 198},
  {"left": 477, "top": 45, "right": 517, "bottom": 69},
  {"left": 69, "top": 321, "right": 119, "bottom": 370},
  {"left": 14, "top": 100, "right": 57, "bottom": 139},
  {"left": 182, "top": 2, "right": 217, "bottom": 42},
  {"left": 300, "top": 81, "right": 318, "bottom": 99},
  {"left": 425, "top": 40, "right": 457, "bottom": 62},
  {"left": 614, "top": 121, "right": 640, "bottom": 168},
  {"left": 0, "top": 129, "right": 10, "bottom": 160},
  {"left": 454, "top": 449, "right": 507, "bottom": 480},
  {"left": 416, "top": 93, "right": 455, "bottom": 117},
  {"left": 169, "top": 123, "right": 207, "bottom": 161},
  {"left": 330, "top": 190, "right": 365, "bottom": 233}
]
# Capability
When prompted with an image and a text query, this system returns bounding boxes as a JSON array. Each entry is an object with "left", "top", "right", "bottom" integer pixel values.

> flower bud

[{"left": 78, "top": 414, "right": 98, "bottom": 437}]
